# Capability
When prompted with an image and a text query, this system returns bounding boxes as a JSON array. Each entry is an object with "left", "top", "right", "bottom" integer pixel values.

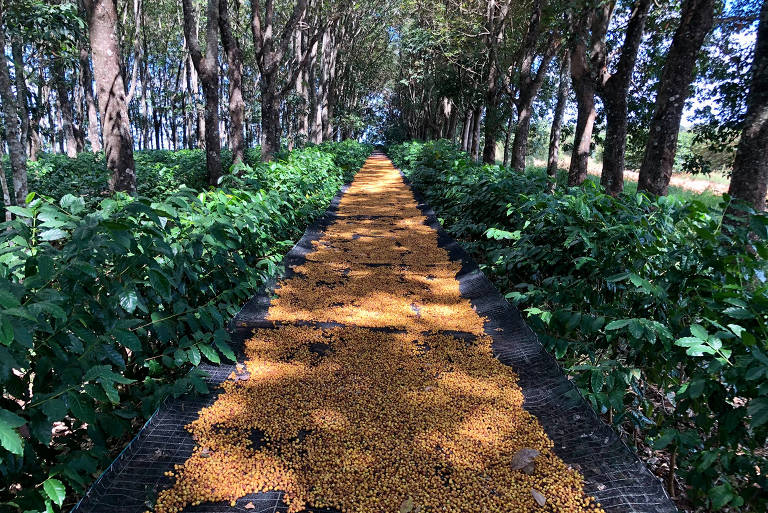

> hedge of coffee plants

[
  {"left": 389, "top": 140, "right": 768, "bottom": 511},
  {"left": 0, "top": 141, "right": 371, "bottom": 512}
]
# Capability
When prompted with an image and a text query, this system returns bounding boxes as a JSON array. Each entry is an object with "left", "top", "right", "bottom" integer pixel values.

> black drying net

[{"left": 72, "top": 166, "right": 676, "bottom": 513}]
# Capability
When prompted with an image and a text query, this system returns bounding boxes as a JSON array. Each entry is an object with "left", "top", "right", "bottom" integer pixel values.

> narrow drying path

[{"left": 154, "top": 155, "right": 602, "bottom": 513}]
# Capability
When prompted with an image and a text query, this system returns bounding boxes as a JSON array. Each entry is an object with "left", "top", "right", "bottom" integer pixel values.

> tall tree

[
  {"left": 727, "top": 0, "right": 768, "bottom": 214},
  {"left": 219, "top": 0, "right": 244, "bottom": 165},
  {"left": 595, "top": 0, "right": 652, "bottom": 194},
  {"left": 182, "top": 0, "right": 222, "bottom": 184},
  {"left": 547, "top": 49, "right": 569, "bottom": 185},
  {"left": 0, "top": 0, "right": 29, "bottom": 206},
  {"left": 505, "top": 0, "right": 558, "bottom": 172},
  {"left": 480, "top": 0, "right": 513, "bottom": 164},
  {"left": 637, "top": 0, "right": 714, "bottom": 196},
  {"left": 567, "top": 6, "right": 600, "bottom": 186},
  {"left": 250, "top": 0, "right": 318, "bottom": 161},
  {"left": 83, "top": 0, "right": 137, "bottom": 194}
]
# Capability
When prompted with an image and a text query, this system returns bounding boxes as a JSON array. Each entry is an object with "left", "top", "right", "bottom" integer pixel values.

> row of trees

[
  {"left": 386, "top": 0, "right": 767, "bottom": 213},
  {"left": 0, "top": 0, "right": 392, "bottom": 199}
]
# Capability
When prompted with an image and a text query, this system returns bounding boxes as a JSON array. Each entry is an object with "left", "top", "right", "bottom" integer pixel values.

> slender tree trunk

[
  {"left": 52, "top": 58, "right": 78, "bottom": 157},
  {"left": 568, "top": 50, "right": 596, "bottom": 186},
  {"left": 79, "top": 45, "right": 102, "bottom": 151},
  {"left": 260, "top": 72, "right": 281, "bottom": 161},
  {"left": 309, "top": 32, "right": 321, "bottom": 144},
  {"left": 182, "top": 0, "right": 221, "bottom": 184},
  {"left": 598, "top": 0, "right": 652, "bottom": 195},
  {"left": 219, "top": 0, "right": 244, "bottom": 164},
  {"left": 446, "top": 105, "right": 458, "bottom": 142},
  {"left": 482, "top": 58, "right": 500, "bottom": 163},
  {"left": 0, "top": 0, "right": 28, "bottom": 206},
  {"left": 637, "top": 0, "right": 714, "bottom": 196},
  {"left": 11, "top": 40, "right": 30, "bottom": 153},
  {"left": 471, "top": 105, "right": 482, "bottom": 161},
  {"left": 84, "top": 0, "right": 136, "bottom": 194},
  {"left": 511, "top": 99, "right": 533, "bottom": 172},
  {"left": 461, "top": 108, "right": 472, "bottom": 152},
  {"left": 727, "top": 0, "right": 768, "bottom": 214},
  {"left": 547, "top": 51, "right": 569, "bottom": 184},
  {"left": 503, "top": 115, "right": 513, "bottom": 167}
]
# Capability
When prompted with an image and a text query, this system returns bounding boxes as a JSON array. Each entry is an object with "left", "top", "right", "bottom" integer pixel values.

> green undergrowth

[
  {"left": 389, "top": 139, "right": 768, "bottom": 512},
  {"left": 0, "top": 141, "right": 372, "bottom": 512}
]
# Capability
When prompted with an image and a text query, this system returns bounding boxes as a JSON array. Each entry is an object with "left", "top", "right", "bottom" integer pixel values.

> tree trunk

[
  {"left": 260, "top": 73, "right": 281, "bottom": 161},
  {"left": 79, "top": 44, "right": 102, "bottom": 151},
  {"left": 461, "top": 108, "right": 472, "bottom": 152},
  {"left": 446, "top": 105, "right": 458, "bottom": 142},
  {"left": 598, "top": 0, "right": 652, "bottom": 195},
  {"left": 568, "top": 45, "right": 596, "bottom": 186},
  {"left": 182, "top": 0, "right": 221, "bottom": 184},
  {"left": 727, "top": 0, "right": 768, "bottom": 214},
  {"left": 482, "top": 59, "right": 500, "bottom": 164},
  {"left": 84, "top": 0, "right": 136, "bottom": 194},
  {"left": 219, "top": 0, "right": 244, "bottom": 165},
  {"left": 0, "top": 1, "right": 28, "bottom": 206},
  {"left": 511, "top": 100, "right": 533, "bottom": 172},
  {"left": 503, "top": 115, "right": 513, "bottom": 167},
  {"left": 471, "top": 105, "right": 482, "bottom": 161},
  {"left": 547, "top": 52, "right": 569, "bottom": 184},
  {"left": 52, "top": 58, "right": 78, "bottom": 157},
  {"left": 637, "top": 0, "right": 714, "bottom": 196},
  {"left": 11, "top": 40, "right": 30, "bottom": 154}
]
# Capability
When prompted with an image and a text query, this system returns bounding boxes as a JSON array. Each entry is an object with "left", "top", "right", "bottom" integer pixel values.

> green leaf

[
  {"left": 0, "top": 409, "right": 25, "bottom": 455},
  {"left": 722, "top": 307, "right": 753, "bottom": 320},
  {"left": 197, "top": 343, "right": 220, "bottom": 364},
  {"left": 748, "top": 397, "right": 768, "bottom": 428},
  {"left": 39, "top": 229, "right": 68, "bottom": 241},
  {"left": 43, "top": 478, "right": 66, "bottom": 507},
  {"left": 689, "top": 324, "right": 708, "bottom": 340},
  {"left": 605, "top": 319, "right": 631, "bottom": 330},
  {"left": 60, "top": 194, "right": 86, "bottom": 214},
  {"left": 119, "top": 290, "right": 139, "bottom": 314}
]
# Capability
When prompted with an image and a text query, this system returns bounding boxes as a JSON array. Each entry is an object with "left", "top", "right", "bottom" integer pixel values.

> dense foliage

[
  {"left": 390, "top": 140, "right": 768, "bottom": 511},
  {"left": 0, "top": 141, "right": 371, "bottom": 512}
]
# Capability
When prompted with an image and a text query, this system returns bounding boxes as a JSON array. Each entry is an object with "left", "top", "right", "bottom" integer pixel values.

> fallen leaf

[
  {"left": 200, "top": 447, "right": 211, "bottom": 458},
  {"left": 531, "top": 488, "right": 546, "bottom": 507},
  {"left": 510, "top": 448, "right": 540, "bottom": 470},
  {"left": 244, "top": 502, "right": 255, "bottom": 509},
  {"left": 399, "top": 496, "right": 414, "bottom": 513}
]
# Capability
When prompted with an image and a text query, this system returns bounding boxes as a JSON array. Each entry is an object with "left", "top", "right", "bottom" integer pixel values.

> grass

[{"left": 523, "top": 165, "right": 723, "bottom": 209}]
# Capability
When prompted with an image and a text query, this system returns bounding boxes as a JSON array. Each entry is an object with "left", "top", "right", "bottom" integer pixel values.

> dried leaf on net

[
  {"left": 510, "top": 448, "right": 540, "bottom": 471},
  {"left": 531, "top": 488, "right": 547, "bottom": 507}
]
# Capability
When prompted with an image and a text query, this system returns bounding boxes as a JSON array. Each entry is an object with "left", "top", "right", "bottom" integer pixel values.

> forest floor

[{"left": 151, "top": 155, "right": 604, "bottom": 513}]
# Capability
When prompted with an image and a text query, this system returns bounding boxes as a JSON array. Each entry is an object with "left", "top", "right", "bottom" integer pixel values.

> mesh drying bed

[{"left": 73, "top": 157, "right": 676, "bottom": 513}]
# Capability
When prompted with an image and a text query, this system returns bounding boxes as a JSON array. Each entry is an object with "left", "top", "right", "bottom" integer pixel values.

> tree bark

[
  {"left": 471, "top": 105, "right": 482, "bottom": 161},
  {"left": 52, "top": 58, "right": 79, "bottom": 157},
  {"left": 461, "top": 108, "right": 472, "bottom": 152},
  {"left": 0, "top": 0, "right": 28, "bottom": 206},
  {"left": 79, "top": 44, "right": 102, "bottom": 151},
  {"left": 219, "top": 0, "right": 244, "bottom": 165},
  {"left": 637, "top": 0, "right": 714, "bottom": 196},
  {"left": 547, "top": 51, "right": 569, "bottom": 184},
  {"left": 727, "top": 0, "right": 768, "bottom": 214},
  {"left": 182, "top": 0, "right": 222, "bottom": 184},
  {"left": 597, "top": 0, "right": 652, "bottom": 195},
  {"left": 84, "top": 0, "right": 136, "bottom": 194},
  {"left": 11, "top": 40, "right": 30, "bottom": 154},
  {"left": 507, "top": 0, "right": 556, "bottom": 172}
]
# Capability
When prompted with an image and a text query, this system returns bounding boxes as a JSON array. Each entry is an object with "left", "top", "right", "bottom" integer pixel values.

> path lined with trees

[{"left": 1, "top": 0, "right": 768, "bottom": 512}]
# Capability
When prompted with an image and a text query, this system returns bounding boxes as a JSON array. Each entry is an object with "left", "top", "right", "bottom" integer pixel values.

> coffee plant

[
  {"left": 390, "top": 140, "right": 768, "bottom": 512},
  {"left": 0, "top": 142, "right": 371, "bottom": 512}
]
